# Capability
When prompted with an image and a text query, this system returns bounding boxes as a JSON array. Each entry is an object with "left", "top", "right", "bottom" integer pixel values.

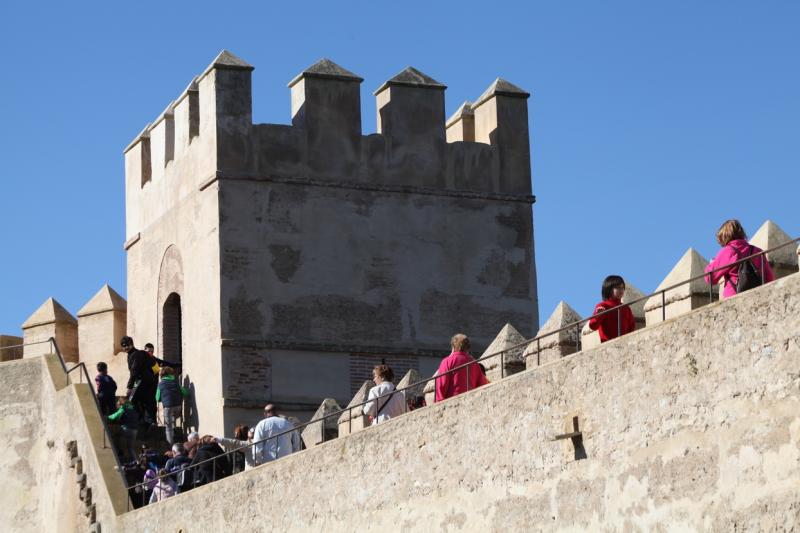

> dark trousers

[{"left": 132, "top": 384, "right": 157, "bottom": 425}]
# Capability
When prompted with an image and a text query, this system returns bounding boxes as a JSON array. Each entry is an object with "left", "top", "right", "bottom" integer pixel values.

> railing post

[
  {"left": 661, "top": 291, "right": 666, "bottom": 322},
  {"left": 617, "top": 307, "right": 621, "bottom": 338},
  {"left": 500, "top": 351, "right": 505, "bottom": 379},
  {"left": 536, "top": 338, "right": 540, "bottom": 366},
  {"left": 213, "top": 456, "right": 217, "bottom": 482},
  {"left": 466, "top": 361, "right": 470, "bottom": 392}
]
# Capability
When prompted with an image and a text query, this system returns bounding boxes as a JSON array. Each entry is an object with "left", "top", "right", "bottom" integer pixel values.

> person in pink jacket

[
  {"left": 705, "top": 219, "right": 775, "bottom": 299},
  {"left": 434, "top": 334, "right": 488, "bottom": 402}
]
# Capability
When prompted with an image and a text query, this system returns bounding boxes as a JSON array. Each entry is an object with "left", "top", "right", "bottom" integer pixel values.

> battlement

[{"left": 124, "top": 51, "right": 533, "bottom": 241}]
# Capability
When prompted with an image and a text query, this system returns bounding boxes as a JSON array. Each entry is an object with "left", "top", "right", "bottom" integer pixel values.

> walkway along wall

[{"left": 114, "top": 272, "right": 800, "bottom": 531}]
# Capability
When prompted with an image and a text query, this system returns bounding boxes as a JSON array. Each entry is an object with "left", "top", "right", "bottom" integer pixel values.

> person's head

[
  {"left": 120, "top": 336, "right": 134, "bottom": 352},
  {"left": 171, "top": 443, "right": 184, "bottom": 456},
  {"left": 372, "top": 364, "right": 394, "bottom": 384},
  {"left": 157, "top": 468, "right": 167, "bottom": 477},
  {"left": 187, "top": 431, "right": 199, "bottom": 444},
  {"left": 247, "top": 427, "right": 255, "bottom": 441},
  {"left": 159, "top": 366, "right": 175, "bottom": 379},
  {"left": 264, "top": 404, "right": 277, "bottom": 417},
  {"left": 716, "top": 219, "right": 747, "bottom": 246},
  {"left": 144, "top": 343, "right": 155, "bottom": 356},
  {"left": 200, "top": 435, "right": 216, "bottom": 446},
  {"left": 233, "top": 424, "right": 250, "bottom": 441},
  {"left": 96, "top": 362, "right": 108, "bottom": 374},
  {"left": 601, "top": 275, "right": 626, "bottom": 300},
  {"left": 450, "top": 333, "right": 470, "bottom": 353}
]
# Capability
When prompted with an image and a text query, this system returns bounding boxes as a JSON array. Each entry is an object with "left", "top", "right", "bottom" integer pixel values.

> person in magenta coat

[
  {"left": 434, "top": 334, "right": 488, "bottom": 402},
  {"left": 705, "top": 219, "right": 775, "bottom": 299},
  {"left": 588, "top": 275, "right": 636, "bottom": 343}
]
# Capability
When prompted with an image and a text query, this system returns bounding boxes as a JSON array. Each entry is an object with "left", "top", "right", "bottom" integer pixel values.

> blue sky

[{"left": 0, "top": 1, "right": 797, "bottom": 336}]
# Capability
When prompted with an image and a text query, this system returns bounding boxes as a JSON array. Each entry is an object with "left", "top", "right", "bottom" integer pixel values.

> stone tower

[{"left": 124, "top": 51, "right": 538, "bottom": 433}]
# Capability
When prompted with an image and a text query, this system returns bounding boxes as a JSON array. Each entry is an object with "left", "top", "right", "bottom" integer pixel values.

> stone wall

[
  {"left": 112, "top": 273, "right": 800, "bottom": 532},
  {"left": 0, "top": 355, "right": 129, "bottom": 532}
]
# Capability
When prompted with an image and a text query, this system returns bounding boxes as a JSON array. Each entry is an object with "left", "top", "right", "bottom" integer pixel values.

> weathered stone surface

[
  {"left": 301, "top": 398, "right": 342, "bottom": 448},
  {"left": 337, "top": 381, "right": 373, "bottom": 436},
  {"left": 581, "top": 283, "right": 646, "bottom": 349},
  {"left": 525, "top": 301, "right": 581, "bottom": 367},
  {"left": 21, "top": 297, "right": 78, "bottom": 362},
  {"left": 396, "top": 369, "right": 424, "bottom": 408},
  {"left": 0, "top": 355, "right": 129, "bottom": 531},
  {"left": 124, "top": 52, "right": 538, "bottom": 433},
  {"left": 445, "top": 101, "right": 475, "bottom": 143},
  {"left": 480, "top": 323, "right": 526, "bottom": 381},
  {"left": 750, "top": 219, "right": 797, "bottom": 279},
  {"left": 77, "top": 285, "right": 128, "bottom": 381},
  {"left": 109, "top": 273, "right": 800, "bottom": 532},
  {"left": 0, "top": 335, "right": 23, "bottom": 362},
  {"left": 644, "top": 248, "right": 717, "bottom": 326}
]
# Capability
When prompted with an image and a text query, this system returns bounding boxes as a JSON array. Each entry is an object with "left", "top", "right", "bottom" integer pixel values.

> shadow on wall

[{"left": 183, "top": 375, "right": 198, "bottom": 431}]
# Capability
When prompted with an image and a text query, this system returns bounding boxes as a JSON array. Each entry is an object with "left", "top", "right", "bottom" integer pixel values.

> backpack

[{"left": 729, "top": 244, "right": 763, "bottom": 294}]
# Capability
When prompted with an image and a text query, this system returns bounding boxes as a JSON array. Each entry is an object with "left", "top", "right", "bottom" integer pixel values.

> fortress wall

[
  {"left": 0, "top": 355, "right": 129, "bottom": 533},
  {"left": 114, "top": 273, "right": 800, "bottom": 532}
]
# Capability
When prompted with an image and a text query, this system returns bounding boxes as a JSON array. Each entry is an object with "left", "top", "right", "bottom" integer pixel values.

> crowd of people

[{"left": 98, "top": 218, "right": 777, "bottom": 505}]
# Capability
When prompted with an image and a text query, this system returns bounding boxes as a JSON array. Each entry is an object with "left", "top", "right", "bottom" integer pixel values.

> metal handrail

[{"left": 124, "top": 235, "right": 800, "bottom": 509}]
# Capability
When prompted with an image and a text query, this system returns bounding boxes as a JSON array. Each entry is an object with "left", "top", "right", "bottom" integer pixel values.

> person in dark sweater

[
  {"left": 95, "top": 362, "right": 118, "bottom": 415},
  {"left": 121, "top": 336, "right": 157, "bottom": 427},
  {"left": 190, "top": 435, "right": 231, "bottom": 487},
  {"left": 156, "top": 367, "right": 189, "bottom": 445}
]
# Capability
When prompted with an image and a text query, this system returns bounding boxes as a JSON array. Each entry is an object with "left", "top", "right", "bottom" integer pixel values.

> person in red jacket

[
  {"left": 588, "top": 275, "right": 636, "bottom": 343},
  {"left": 434, "top": 334, "right": 488, "bottom": 402}
]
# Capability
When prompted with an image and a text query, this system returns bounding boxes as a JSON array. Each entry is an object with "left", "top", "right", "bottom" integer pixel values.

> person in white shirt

[
  {"left": 362, "top": 364, "right": 407, "bottom": 425},
  {"left": 253, "top": 404, "right": 300, "bottom": 465}
]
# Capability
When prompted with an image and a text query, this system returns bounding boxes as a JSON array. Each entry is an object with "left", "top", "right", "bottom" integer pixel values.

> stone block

[
  {"left": 77, "top": 285, "right": 127, "bottom": 379},
  {"left": 524, "top": 302, "right": 581, "bottom": 368},
  {"left": 445, "top": 101, "right": 475, "bottom": 143},
  {"left": 301, "top": 398, "right": 342, "bottom": 448},
  {"left": 0, "top": 335, "right": 23, "bottom": 362},
  {"left": 644, "top": 248, "right": 717, "bottom": 326},
  {"left": 480, "top": 323, "right": 527, "bottom": 381},
  {"left": 750, "top": 220, "right": 797, "bottom": 280},
  {"left": 338, "top": 381, "right": 373, "bottom": 436},
  {"left": 396, "top": 369, "right": 425, "bottom": 409},
  {"left": 22, "top": 298, "right": 78, "bottom": 362}
]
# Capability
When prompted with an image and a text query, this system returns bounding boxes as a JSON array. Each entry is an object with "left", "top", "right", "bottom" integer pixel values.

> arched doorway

[{"left": 162, "top": 292, "right": 182, "bottom": 364}]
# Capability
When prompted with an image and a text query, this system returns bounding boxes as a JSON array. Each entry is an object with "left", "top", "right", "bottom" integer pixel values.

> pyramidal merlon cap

[
  {"left": 446, "top": 101, "right": 474, "bottom": 128},
  {"left": 751, "top": 220, "right": 795, "bottom": 264},
  {"left": 288, "top": 58, "right": 363, "bottom": 87},
  {"left": 481, "top": 323, "right": 525, "bottom": 358},
  {"left": 539, "top": 301, "right": 581, "bottom": 335},
  {"left": 474, "top": 78, "right": 530, "bottom": 108},
  {"left": 22, "top": 297, "right": 77, "bottom": 329},
  {"left": 202, "top": 49, "right": 254, "bottom": 77},
  {"left": 374, "top": 66, "right": 446, "bottom": 95},
  {"left": 338, "top": 380, "right": 373, "bottom": 423},
  {"left": 77, "top": 284, "right": 127, "bottom": 318}
]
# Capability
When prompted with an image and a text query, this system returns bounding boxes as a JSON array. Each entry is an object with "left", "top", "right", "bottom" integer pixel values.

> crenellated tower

[{"left": 123, "top": 50, "right": 538, "bottom": 433}]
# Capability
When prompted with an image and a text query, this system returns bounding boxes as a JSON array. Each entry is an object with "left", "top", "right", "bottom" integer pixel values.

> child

[
  {"left": 148, "top": 468, "right": 178, "bottom": 503},
  {"left": 588, "top": 275, "right": 636, "bottom": 343},
  {"left": 704, "top": 219, "right": 775, "bottom": 299},
  {"left": 156, "top": 367, "right": 189, "bottom": 445},
  {"left": 95, "top": 362, "right": 117, "bottom": 415},
  {"left": 108, "top": 397, "right": 140, "bottom": 463}
]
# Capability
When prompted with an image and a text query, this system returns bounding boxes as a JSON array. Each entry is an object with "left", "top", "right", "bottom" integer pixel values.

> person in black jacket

[
  {"left": 190, "top": 435, "right": 231, "bottom": 487},
  {"left": 121, "top": 336, "right": 157, "bottom": 427}
]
